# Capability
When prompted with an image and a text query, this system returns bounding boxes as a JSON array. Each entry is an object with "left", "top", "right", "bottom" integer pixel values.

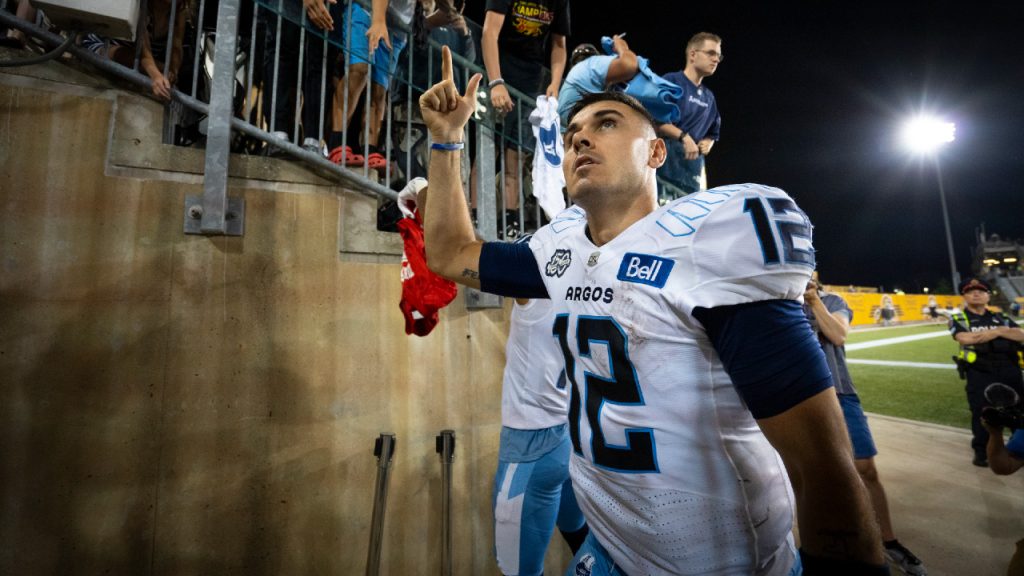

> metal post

[
  {"left": 365, "top": 433, "right": 396, "bottom": 576},
  {"left": 435, "top": 430, "right": 455, "bottom": 576},
  {"left": 935, "top": 159, "right": 960, "bottom": 291},
  {"left": 189, "top": 0, "right": 244, "bottom": 236},
  {"left": 190, "top": 0, "right": 206, "bottom": 99},
  {"left": 467, "top": 88, "right": 502, "bottom": 309},
  {"left": 269, "top": 0, "right": 283, "bottom": 135}
]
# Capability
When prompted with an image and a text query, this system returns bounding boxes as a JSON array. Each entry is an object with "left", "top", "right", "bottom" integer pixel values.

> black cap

[
  {"left": 571, "top": 43, "right": 599, "bottom": 67},
  {"left": 959, "top": 277, "right": 991, "bottom": 294}
]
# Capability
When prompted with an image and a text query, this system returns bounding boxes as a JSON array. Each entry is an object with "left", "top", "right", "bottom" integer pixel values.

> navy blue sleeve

[
  {"left": 692, "top": 299, "right": 833, "bottom": 419},
  {"left": 478, "top": 241, "right": 549, "bottom": 299}
]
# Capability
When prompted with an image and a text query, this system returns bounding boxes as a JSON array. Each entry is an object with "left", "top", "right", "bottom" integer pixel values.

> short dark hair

[
  {"left": 565, "top": 91, "right": 659, "bottom": 134},
  {"left": 570, "top": 43, "right": 599, "bottom": 68}
]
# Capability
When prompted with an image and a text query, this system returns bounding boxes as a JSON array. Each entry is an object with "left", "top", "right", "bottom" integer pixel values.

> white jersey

[
  {"left": 529, "top": 95, "right": 567, "bottom": 220},
  {"left": 501, "top": 298, "right": 570, "bottom": 429},
  {"left": 528, "top": 184, "right": 814, "bottom": 575}
]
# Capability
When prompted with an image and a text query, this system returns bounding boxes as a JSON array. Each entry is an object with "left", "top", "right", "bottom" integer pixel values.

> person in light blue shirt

[{"left": 557, "top": 36, "right": 638, "bottom": 128}]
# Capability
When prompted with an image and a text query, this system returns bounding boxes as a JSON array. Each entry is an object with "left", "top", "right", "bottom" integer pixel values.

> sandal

[
  {"left": 366, "top": 152, "right": 387, "bottom": 170},
  {"left": 328, "top": 145, "right": 364, "bottom": 167},
  {"left": 0, "top": 31, "right": 27, "bottom": 50}
]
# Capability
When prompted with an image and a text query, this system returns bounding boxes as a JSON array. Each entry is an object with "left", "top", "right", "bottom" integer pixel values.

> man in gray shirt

[{"left": 803, "top": 273, "right": 928, "bottom": 576}]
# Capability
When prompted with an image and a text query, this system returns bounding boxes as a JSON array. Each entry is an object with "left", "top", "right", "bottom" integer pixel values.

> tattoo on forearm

[{"left": 461, "top": 268, "right": 480, "bottom": 280}]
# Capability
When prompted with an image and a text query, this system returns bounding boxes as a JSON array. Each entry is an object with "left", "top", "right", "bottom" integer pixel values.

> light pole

[
  {"left": 934, "top": 159, "right": 960, "bottom": 290},
  {"left": 901, "top": 116, "right": 958, "bottom": 292}
]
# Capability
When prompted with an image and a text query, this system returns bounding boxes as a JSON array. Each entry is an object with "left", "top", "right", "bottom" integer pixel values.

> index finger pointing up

[{"left": 441, "top": 45, "right": 453, "bottom": 82}]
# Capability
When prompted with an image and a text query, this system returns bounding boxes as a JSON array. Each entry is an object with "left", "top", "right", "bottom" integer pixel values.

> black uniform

[{"left": 950, "top": 309, "right": 1024, "bottom": 458}]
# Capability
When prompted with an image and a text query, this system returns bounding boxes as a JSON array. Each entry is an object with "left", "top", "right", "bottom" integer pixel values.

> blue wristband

[{"left": 431, "top": 142, "right": 465, "bottom": 151}]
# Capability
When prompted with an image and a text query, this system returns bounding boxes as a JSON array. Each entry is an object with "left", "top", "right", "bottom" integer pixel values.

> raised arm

[
  {"left": 804, "top": 285, "right": 849, "bottom": 347},
  {"left": 419, "top": 47, "right": 485, "bottom": 288},
  {"left": 604, "top": 34, "right": 638, "bottom": 85}
]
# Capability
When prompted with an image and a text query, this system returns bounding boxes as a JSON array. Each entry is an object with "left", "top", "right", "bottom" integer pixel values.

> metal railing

[{"left": 0, "top": 0, "right": 690, "bottom": 239}]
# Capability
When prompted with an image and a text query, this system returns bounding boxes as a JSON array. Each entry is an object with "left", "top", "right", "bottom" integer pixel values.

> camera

[{"left": 982, "top": 383, "right": 1024, "bottom": 430}]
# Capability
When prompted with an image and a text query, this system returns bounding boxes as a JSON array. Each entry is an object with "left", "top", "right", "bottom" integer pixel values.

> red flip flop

[
  {"left": 328, "top": 145, "right": 365, "bottom": 167},
  {"left": 366, "top": 152, "right": 387, "bottom": 170}
]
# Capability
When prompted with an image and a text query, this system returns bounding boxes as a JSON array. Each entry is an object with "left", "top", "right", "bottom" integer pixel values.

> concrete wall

[{"left": 0, "top": 57, "right": 572, "bottom": 575}]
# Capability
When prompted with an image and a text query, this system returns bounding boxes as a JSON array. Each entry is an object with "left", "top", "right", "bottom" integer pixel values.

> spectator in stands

[
  {"left": 950, "top": 277, "right": 1024, "bottom": 467},
  {"left": 481, "top": 0, "right": 568, "bottom": 238},
  {"left": 658, "top": 32, "right": 722, "bottom": 197},
  {"left": 803, "top": 273, "right": 929, "bottom": 576},
  {"left": 393, "top": 0, "right": 474, "bottom": 183},
  {"left": 0, "top": 0, "right": 35, "bottom": 49},
  {"left": 876, "top": 294, "right": 898, "bottom": 326},
  {"left": 328, "top": 0, "right": 417, "bottom": 170},
  {"left": 81, "top": 0, "right": 191, "bottom": 102},
  {"left": 259, "top": 0, "right": 342, "bottom": 155},
  {"left": 556, "top": 36, "right": 637, "bottom": 127}
]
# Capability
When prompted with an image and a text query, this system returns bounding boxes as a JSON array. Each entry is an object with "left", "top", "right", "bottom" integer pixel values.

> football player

[
  {"left": 494, "top": 294, "right": 589, "bottom": 576},
  {"left": 418, "top": 46, "right": 887, "bottom": 575}
]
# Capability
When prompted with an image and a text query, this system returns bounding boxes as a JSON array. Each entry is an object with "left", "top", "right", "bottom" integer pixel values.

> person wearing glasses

[{"left": 658, "top": 32, "right": 723, "bottom": 198}]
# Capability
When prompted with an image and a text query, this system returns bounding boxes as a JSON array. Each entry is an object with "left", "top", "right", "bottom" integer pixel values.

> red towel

[{"left": 397, "top": 213, "right": 458, "bottom": 336}]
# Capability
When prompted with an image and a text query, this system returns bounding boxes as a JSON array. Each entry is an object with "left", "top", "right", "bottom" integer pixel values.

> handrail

[{"left": 2, "top": 0, "right": 690, "bottom": 236}]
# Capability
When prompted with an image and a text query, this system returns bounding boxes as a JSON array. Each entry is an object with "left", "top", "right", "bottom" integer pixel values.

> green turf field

[
  {"left": 844, "top": 323, "right": 972, "bottom": 429},
  {"left": 848, "top": 335, "right": 958, "bottom": 364},
  {"left": 845, "top": 323, "right": 949, "bottom": 344}
]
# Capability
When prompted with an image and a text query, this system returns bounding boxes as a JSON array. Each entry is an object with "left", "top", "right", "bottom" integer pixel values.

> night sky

[{"left": 467, "top": 1, "right": 1024, "bottom": 293}]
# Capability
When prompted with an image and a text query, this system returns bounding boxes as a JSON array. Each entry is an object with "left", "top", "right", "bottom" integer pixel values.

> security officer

[{"left": 949, "top": 277, "right": 1024, "bottom": 467}]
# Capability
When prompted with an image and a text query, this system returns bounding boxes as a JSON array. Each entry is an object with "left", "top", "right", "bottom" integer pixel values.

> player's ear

[{"left": 648, "top": 137, "right": 667, "bottom": 169}]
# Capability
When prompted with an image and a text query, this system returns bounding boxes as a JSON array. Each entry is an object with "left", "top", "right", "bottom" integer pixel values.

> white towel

[{"left": 529, "top": 96, "right": 567, "bottom": 220}]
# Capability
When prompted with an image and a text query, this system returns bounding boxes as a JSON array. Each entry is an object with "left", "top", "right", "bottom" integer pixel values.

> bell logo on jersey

[
  {"left": 617, "top": 253, "right": 674, "bottom": 288},
  {"left": 545, "top": 249, "right": 572, "bottom": 277}
]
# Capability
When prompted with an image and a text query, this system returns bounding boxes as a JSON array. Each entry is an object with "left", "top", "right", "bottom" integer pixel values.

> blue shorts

[
  {"left": 342, "top": 3, "right": 408, "bottom": 87},
  {"left": 494, "top": 431, "right": 585, "bottom": 576},
  {"left": 565, "top": 533, "right": 803, "bottom": 576},
  {"left": 839, "top": 393, "right": 878, "bottom": 459}
]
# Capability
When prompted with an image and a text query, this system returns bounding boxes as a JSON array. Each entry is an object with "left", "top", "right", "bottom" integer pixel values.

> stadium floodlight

[
  {"left": 901, "top": 116, "right": 956, "bottom": 154},
  {"left": 901, "top": 113, "right": 959, "bottom": 292}
]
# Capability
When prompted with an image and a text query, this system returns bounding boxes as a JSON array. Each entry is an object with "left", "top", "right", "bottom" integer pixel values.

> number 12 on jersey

[
  {"left": 743, "top": 196, "right": 815, "bottom": 268},
  {"left": 553, "top": 314, "right": 659, "bottom": 473}
]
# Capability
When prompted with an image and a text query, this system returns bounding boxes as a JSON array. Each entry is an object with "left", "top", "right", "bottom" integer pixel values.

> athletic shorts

[
  {"left": 493, "top": 430, "right": 585, "bottom": 576},
  {"left": 341, "top": 2, "right": 407, "bottom": 88},
  {"left": 839, "top": 393, "right": 878, "bottom": 459}
]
